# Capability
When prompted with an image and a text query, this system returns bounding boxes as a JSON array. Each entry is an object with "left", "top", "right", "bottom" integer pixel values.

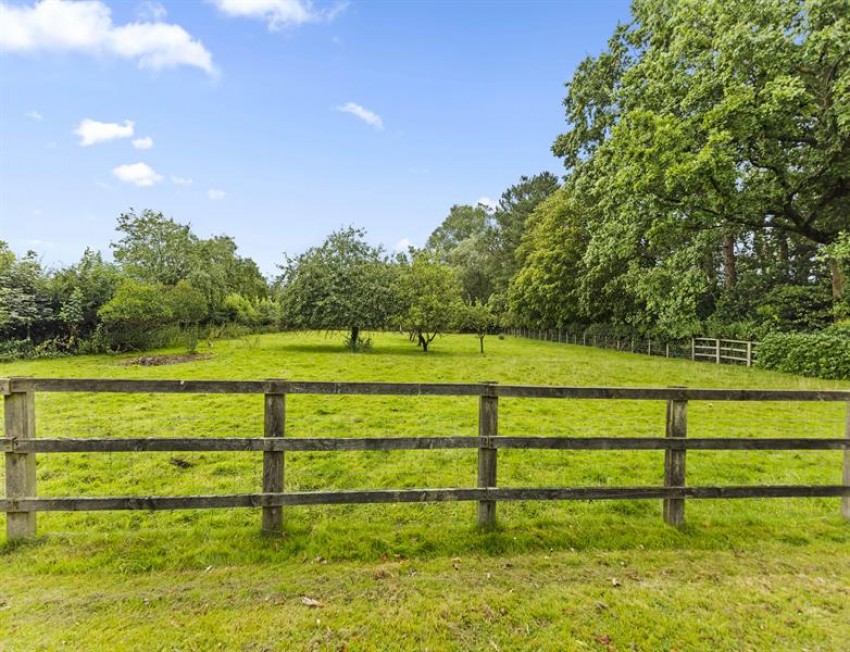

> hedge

[{"left": 756, "top": 331, "right": 850, "bottom": 380}]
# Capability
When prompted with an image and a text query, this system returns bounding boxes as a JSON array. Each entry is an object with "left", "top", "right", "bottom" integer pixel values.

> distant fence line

[
  {"left": 2, "top": 377, "right": 849, "bottom": 542},
  {"left": 510, "top": 329, "right": 757, "bottom": 367}
]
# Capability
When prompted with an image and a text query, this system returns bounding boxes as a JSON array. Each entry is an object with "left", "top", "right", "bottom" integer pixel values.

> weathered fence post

[
  {"left": 691, "top": 338, "right": 695, "bottom": 361},
  {"left": 663, "top": 391, "right": 688, "bottom": 527},
  {"left": 842, "top": 401, "right": 850, "bottom": 521},
  {"left": 262, "top": 380, "right": 286, "bottom": 535},
  {"left": 746, "top": 341, "right": 753, "bottom": 368},
  {"left": 477, "top": 381, "right": 498, "bottom": 529},
  {"left": 4, "top": 380, "right": 37, "bottom": 540},
  {"left": 665, "top": 343, "right": 670, "bottom": 359},
  {"left": 715, "top": 339, "right": 722, "bottom": 364}
]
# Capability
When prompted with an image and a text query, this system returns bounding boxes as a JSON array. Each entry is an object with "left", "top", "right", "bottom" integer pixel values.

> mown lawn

[{"left": 1, "top": 331, "right": 849, "bottom": 651}]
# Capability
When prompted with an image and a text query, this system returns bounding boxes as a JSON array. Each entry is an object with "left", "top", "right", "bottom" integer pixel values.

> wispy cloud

[
  {"left": 171, "top": 175, "right": 193, "bottom": 186},
  {"left": 25, "top": 108, "right": 43, "bottom": 120},
  {"left": 74, "top": 118, "right": 134, "bottom": 146},
  {"left": 112, "top": 162, "right": 163, "bottom": 187},
  {"left": 136, "top": 1, "right": 167, "bottom": 22},
  {"left": 208, "top": 188, "right": 226, "bottom": 200},
  {"left": 211, "top": 0, "right": 347, "bottom": 31},
  {"left": 132, "top": 136, "right": 154, "bottom": 150},
  {"left": 476, "top": 196, "right": 498, "bottom": 212},
  {"left": 335, "top": 102, "right": 383, "bottom": 130},
  {"left": 0, "top": 0, "right": 216, "bottom": 76},
  {"left": 394, "top": 237, "right": 413, "bottom": 253}
]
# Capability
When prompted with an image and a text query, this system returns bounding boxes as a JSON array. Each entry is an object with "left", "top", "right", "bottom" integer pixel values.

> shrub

[{"left": 756, "top": 331, "right": 850, "bottom": 380}]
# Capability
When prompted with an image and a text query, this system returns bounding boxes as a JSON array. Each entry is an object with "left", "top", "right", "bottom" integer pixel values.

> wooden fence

[
  {"left": 512, "top": 329, "right": 758, "bottom": 367},
  {"left": 2, "top": 377, "right": 849, "bottom": 542}
]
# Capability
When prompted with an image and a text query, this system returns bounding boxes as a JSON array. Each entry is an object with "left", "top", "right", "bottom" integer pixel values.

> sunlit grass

[{"left": 1, "top": 331, "right": 848, "bottom": 650}]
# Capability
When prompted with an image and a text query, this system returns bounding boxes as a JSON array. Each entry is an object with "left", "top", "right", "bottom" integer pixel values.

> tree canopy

[{"left": 277, "top": 227, "right": 399, "bottom": 349}]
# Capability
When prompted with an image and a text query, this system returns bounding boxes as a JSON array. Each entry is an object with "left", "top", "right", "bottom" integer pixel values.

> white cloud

[
  {"left": 112, "top": 162, "right": 163, "bottom": 187},
  {"left": 208, "top": 188, "right": 226, "bottom": 200},
  {"left": 212, "top": 0, "right": 347, "bottom": 31},
  {"left": 74, "top": 118, "right": 134, "bottom": 146},
  {"left": 136, "top": 1, "right": 167, "bottom": 22},
  {"left": 0, "top": 0, "right": 216, "bottom": 76},
  {"left": 25, "top": 109, "right": 43, "bottom": 120},
  {"left": 335, "top": 102, "right": 383, "bottom": 130},
  {"left": 393, "top": 237, "right": 413, "bottom": 253},
  {"left": 132, "top": 136, "right": 153, "bottom": 150},
  {"left": 171, "top": 175, "right": 193, "bottom": 186},
  {"left": 476, "top": 196, "right": 498, "bottom": 212}
]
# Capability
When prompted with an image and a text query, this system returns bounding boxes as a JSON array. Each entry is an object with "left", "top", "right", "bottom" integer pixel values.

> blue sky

[{"left": 1, "top": 0, "right": 632, "bottom": 276}]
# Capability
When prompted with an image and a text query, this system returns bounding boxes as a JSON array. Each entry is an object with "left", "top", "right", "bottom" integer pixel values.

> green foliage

[
  {"left": 509, "top": 188, "right": 589, "bottom": 329},
  {"left": 542, "top": 0, "right": 849, "bottom": 337},
  {"left": 278, "top": 227, "right": 399, "bottom": 349},
  {"left": 0, "top": 241, "right": 53, "bottom": 341},
  {"left": 491, "top": 172, "right": 561, "bottom": 294},
  {"left": 112, "top": 209, "right": 267, "bottom": 318},
  {"left": 757, "top": 330, "right": 850, "bottom": 380},
  {"left": 460, "top": 299, "right": 496, "bottom": 353},
  {"left": 49, "top": 248, "right": 120, "bottom": 342},
  {"left": 98, "top": 280, "right": 177, "bottom": 351},
  {"left": 394, "top": 252, "right": 464, "bottom": 352},
  {"left": 426, "top": 204, "right": 496, "bottom": 303}
]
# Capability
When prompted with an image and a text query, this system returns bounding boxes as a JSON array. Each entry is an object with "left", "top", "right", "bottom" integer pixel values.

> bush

[{"left": 756, "top": 331, "right": 850, "bottom": 380}]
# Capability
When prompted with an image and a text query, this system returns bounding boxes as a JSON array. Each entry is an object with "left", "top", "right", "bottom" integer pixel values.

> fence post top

[
  {"left": 263, "top": 379, "right": 288, "bottom": 394},
  {"left": 479, "top": 380, "right": 498, "bottom": 397}
]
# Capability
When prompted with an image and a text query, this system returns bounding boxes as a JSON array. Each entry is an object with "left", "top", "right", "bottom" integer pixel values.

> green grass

[{"left": 1, "top": 331, "right": 849, "bottom": 650}]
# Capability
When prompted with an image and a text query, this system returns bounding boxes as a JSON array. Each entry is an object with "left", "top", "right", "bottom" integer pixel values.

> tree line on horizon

[{"left": 2, "top": 0, "right": 848, "bottom": 364}]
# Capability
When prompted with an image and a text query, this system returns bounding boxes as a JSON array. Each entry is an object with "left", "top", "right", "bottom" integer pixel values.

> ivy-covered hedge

[{"left": 757, "top": 330, "right": 850, "bottom": 380}]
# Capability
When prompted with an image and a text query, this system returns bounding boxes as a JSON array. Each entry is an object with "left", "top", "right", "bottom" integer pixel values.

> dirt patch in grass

[{"left": 121, "top": 353, "right": 210, "bottom": 366}]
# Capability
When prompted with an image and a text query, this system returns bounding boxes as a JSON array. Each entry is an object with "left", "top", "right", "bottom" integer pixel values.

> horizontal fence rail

[
  {"left": 510, "top": 330, "right": 757, "bottom": 367},
  {"left": 2, "top": 377, "right": 850, "bottom": 541}
]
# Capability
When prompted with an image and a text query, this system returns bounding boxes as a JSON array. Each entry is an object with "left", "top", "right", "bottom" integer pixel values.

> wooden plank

[
  {"left": 262, "top": 389, "right": 285, "bottom": 535},
  {"left": 663, "top": 398, "right": 687, "bottom": 527},
  {"left": 8, "top": 378, "right": 850, "bottom": 402},
  {"left": 4, "top": 389, "right": 37, "bottom": 540},
  {"left": 284, "top": 381, "right": 482, "bottom": 396},
  {"left": 492, "top": 437, "right": 850, "bottom": 451},
  {"left": 493, "top": 386, "right": 850, "bottom": 402},
  {"left": 7, "top": 436, "right": 850, "bottom": 454},
  {"left": 5, "top": 485, "right": 849, "bottom": 512},
  {"left": 7, "top": 436, "right": 483, "bottom": 453},
  {"left": 10, "top": 378, "right": 267, "bottom": 394},
  {"left": 477, "top": 382, "right": 498, "bottom": 529},
  {"left": 0, "top": 379, "right": 10, "bottom": 396}
]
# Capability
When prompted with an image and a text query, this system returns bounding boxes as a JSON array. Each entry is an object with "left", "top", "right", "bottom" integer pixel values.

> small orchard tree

[
  {"left": 395, "top": 252, "right": 464, "bottom": 352},
  {"left": 462, "top": 299, "right": 496, "bottom": 354},
  {"left": 277, "top": 227, "right": 399, "bottom": 350}
]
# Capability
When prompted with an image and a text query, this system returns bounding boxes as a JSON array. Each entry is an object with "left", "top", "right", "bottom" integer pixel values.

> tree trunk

[
  {"left": 778, "top": 234, "right": 789, "bottom": 278},
  {"left": 723, "top": 234, "right": 737, "bottom": 290},
  {"left": 829, "top": 257, "right": 846, "bottom": 312},
  {"left": 418, "top": 332, "right": 429, "bottom": 352},
  {"left": 479, "top": 333, "right": 485, "bottom": 354},
  {"left": 350, "top": 325, "right": 360, "bottom": 350}
]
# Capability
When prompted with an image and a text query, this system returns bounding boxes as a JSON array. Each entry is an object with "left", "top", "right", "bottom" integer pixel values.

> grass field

[{"left": 1, "top": 331, "right": 849, "bottom": 651}]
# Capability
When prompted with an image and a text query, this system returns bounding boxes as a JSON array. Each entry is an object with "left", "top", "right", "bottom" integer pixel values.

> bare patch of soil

[{"left": 121, "top": 353, "right": 210, "bottom": 366}]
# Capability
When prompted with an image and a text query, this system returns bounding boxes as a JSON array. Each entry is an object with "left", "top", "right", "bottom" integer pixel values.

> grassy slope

[{"left": 1, "top": 332, "right": 849, "bottom": 651}]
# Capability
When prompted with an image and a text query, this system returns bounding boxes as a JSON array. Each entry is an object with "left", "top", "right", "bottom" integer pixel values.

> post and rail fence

[
  {"left": 510, "top": 329, "right": 758, "bottom": 367},
  {"left": 2, "top": 377, "right": 849, "bottom": 542}
]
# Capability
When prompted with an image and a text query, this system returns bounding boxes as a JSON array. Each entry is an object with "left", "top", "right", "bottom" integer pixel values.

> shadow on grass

[
  {"left": 268, "top": 341, "right": 455, "bottom": 357},
  {"left": 8, "top": 501, "right": 847, "bottom": 575}
]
